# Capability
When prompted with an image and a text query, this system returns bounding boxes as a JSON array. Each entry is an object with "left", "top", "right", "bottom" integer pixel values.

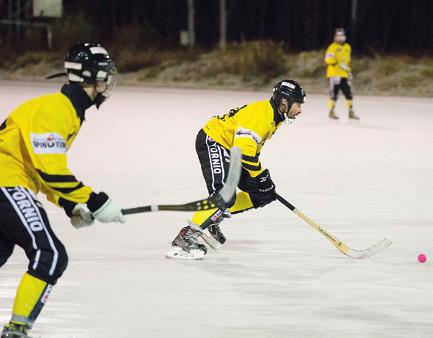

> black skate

[
  {"left": 203, "top": 224, "right": 226, "bottom": 250},
  {"left": 166, "top": 225, "right": 207, "bottom": 260},
  {"left": 201, "top": 209, "right": 230, "bottom": 250},
  {"left": 349, "top": 109, "right": 360, "bottom": 120},
  {"left": 329, "top": 109, "right": 339, "bottom": 119},
  {"left": 1, "top": 323, "right": 31, "bottom": 338}
]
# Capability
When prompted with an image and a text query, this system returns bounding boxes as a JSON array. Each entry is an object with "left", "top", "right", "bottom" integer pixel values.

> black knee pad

[
  {"left": 28, "top": 243, "right": 68, "bottom": 285},
  {"left": 0, "top": 242, "right": 13, "bottom": 267},
  {"left": 54, "top": 243, "right": 69, "bottom": 280}
]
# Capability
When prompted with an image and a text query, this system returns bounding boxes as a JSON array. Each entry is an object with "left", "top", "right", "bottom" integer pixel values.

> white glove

[
  {"left": 339, "top": 62, "right": 350, "bottom": 72},
  {"left": 92, "top": 198, "right": 125, "bottom": 224},
  {"left": 71, "top": 204, "right": 94, "bottom": 229}
]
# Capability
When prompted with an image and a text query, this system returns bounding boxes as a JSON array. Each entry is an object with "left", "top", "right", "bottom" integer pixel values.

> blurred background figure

[{"left": 325, "top": 28, "right": 359, "bottom": 120}]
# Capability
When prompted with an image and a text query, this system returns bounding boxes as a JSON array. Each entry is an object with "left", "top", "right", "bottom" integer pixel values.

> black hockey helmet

[
  {"left": 64, "top": 42, "right": 116, "bottom": 108},
  {"left": 272, "top": 80, "right": 306, "bottom": 107},
  {"left": 272, "top": 80, "right": 306, "bottom": 124},
  {"left": 65, "top": 42, "right": 115, "bottom": 84}
]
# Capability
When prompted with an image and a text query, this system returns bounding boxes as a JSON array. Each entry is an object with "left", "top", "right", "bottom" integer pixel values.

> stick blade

[{"left": 345, "top": 238, "right": 392, "bottom": 259}]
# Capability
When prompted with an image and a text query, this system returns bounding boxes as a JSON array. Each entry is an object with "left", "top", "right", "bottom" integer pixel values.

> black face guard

[{"left": 94, "top": 67, "right": 117, "bottom": 109}]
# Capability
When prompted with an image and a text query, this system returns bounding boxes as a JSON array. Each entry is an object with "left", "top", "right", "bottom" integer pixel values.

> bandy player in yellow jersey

[
  {"left": 324, "top": 28, "right": 360, "bottom": 120},
  {"left": 167, "top": 80, "right": 306, "bottom": 259},
  {"left": 0, "top": 43, "right": 125, "bottom": 338}
]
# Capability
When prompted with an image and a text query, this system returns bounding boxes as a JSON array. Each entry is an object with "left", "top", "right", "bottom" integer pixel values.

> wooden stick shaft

[{"left": 275, "top": 193, "right": 350, "bottom": 254}]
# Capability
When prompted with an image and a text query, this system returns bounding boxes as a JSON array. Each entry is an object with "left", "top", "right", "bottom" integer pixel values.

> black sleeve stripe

[
  {"left": 51, "top": 182, "right": 84, "bottom": 194},
  {"left": 37, "top": 169, "right": 78, "bottom": 183},
  {"left": 242, "top": 162, "right": 262, "bottom": 171},
  {"left": 242, "top": 154, "right": 259, "bottom": 163}
]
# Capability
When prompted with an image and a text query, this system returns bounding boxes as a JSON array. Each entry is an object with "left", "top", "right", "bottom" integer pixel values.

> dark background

[{"left": 1, "top": 0, "right": 433, "bottom": 54}]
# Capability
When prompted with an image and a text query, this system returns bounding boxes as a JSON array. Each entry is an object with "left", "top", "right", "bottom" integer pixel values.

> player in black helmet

[
  {"left": 0, "top": 42, "right": 124, "bottom": 338},
  {"left": 166, "top": 80, "right": 306, "bottom": 260}
]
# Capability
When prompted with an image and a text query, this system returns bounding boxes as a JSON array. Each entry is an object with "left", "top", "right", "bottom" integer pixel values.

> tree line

[{"left": 1, "top": 0, "right": 432, "bottom": 54}]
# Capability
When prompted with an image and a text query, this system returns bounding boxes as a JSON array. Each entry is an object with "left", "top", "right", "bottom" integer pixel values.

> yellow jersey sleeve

[
  {"left": 325, "top": 43, "right": 338, "bottom": 66},
  {"left": 233, "top": 126, "right": 263, "bottom": 177}
]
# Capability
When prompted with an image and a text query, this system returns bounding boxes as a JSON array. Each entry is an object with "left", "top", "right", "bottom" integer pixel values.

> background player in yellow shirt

[
  {"left": 0, "top": 43, "right": 125, "bottom": 338},
  {"left": 166, "top": 80, "right": 306, "bottom": 260},
  {"left": 324, "top": 28, "right": 360, "bottom": 120}
]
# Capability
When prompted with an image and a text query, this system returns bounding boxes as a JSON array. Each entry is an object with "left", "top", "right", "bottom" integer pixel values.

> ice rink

[{"left": 1, "top": 82, "right": 432, "bottom": 338}]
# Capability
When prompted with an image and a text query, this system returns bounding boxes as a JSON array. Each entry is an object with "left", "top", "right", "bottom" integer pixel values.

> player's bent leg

[
  {"left": 0, "top": 187, "right": 68, "bottom": 336},
  {"left": 6, "top": 238, "right": 68, "bottom": 336},
  {"left": 10, "top": 273, "right": 53, "bottom": 328},
  {"left": 167, "top": 129, "right": 235, "bottom": 259}
]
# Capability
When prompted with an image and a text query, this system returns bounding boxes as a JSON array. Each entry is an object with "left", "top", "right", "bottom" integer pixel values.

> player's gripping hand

[
  {"left": 339, "top": 62, "right": 350, "bottom": 72},
  {"left": 86, "top": 192, "right": 125, "bottom": 224},
  {"left": 92, "top": 197, "right": 125, "bottom": 223},
  {"left": 239, "top": 169, "right": 276, "bottom": 208},
  {"left": 256, "top": 169, "right": 276, "bottom": 194},
  {"left": 71, "top": 203, "right": 94, "bottom": 229}
]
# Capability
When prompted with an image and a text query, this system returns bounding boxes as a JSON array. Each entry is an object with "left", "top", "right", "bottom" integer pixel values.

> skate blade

[
  {"left": 201, "top": 232, "right": 222, "bottom": 250},
  {"left": 165, "top": 246, "right": 205, "bottom": 260}
]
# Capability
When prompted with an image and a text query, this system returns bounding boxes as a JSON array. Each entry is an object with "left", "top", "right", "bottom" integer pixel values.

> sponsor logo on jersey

[
  {"left": 235, "top": 127, "right": 262, "bottom": 144},
  {"left": 31, "top": 132, "right": 67, "bottom": 154}
]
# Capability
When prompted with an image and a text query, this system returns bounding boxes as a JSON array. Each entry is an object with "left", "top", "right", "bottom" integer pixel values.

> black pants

[
  {"left": 196, "top": 129, "right": 232, "bottom": 196},
  {"left": 329, "top": 77, "right": 353, "bottom": 100},
  {"left": 0, "top": 187, "right": 68, "bottom": 285}
]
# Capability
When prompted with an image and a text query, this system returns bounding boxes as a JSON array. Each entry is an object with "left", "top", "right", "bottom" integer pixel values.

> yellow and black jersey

[
  {"left": 324, "top": 42, "right": 352, "bottom": 78},
  {"left": 0, "top": 83, "right": 94, "bottom": 207},
  {"left": 203, "top": 100, "right": 283, "bottom": 177}
]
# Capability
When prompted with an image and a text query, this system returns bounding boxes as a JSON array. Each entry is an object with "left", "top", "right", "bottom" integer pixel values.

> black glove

[
  {"left": 59, "top": 191, "right": 109, "bottom": 217},
  {"left": 239, "top": 169, "right": 276, "bottom": 208},
  {"left": 255, "top": 169, "right": 276, "bottom": 194}
]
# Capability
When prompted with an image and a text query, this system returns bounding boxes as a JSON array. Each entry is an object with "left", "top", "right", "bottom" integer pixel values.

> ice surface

[{"left": 1, "top": 81, "right": 432, "bottom": 338}]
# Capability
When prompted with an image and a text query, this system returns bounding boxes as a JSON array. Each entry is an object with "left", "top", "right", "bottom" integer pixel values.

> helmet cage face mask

[{"left": 94, "top": 67, "right": 117, "bottom": 108}]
